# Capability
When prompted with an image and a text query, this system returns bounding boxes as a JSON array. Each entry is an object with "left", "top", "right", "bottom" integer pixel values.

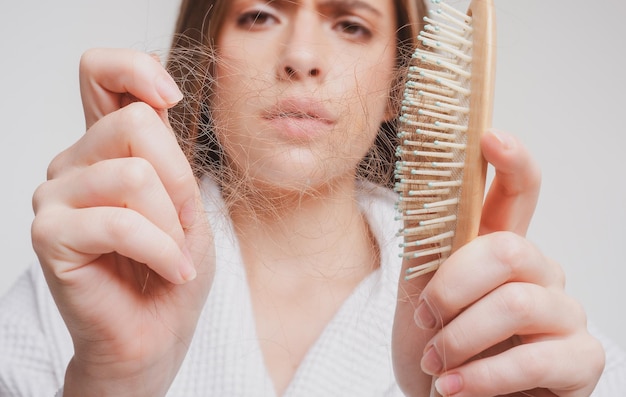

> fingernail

[
  {"left": 414, "top": 299, "right": 437, "bottom": 329},
  {"left": 156, "top": 74, "right": 183, "bottom": 105},
  {"left": 435, "top": 373, "right": 463, "bottom": 396},
  {"left": 489, "top": 129, "right": 514, "bottom": 150},
  {"left": 179, "top": 247, "right": 197, "bottom": 282},
  {"left": 421, "top": 345, "right": 443, "bottom": 375}
]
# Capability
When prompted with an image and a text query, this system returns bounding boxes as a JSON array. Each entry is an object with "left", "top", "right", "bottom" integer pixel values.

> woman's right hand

[{"left": 31, "top": 48, "right": 215, "bottom": 397}]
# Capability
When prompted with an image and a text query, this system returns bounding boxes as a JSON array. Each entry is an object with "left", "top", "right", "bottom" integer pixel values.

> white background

[{"left": 1, "top": 0, "right": 624, "bottom": 350}]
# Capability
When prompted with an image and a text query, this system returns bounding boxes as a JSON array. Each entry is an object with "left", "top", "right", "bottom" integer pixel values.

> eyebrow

[
  {"left": 268, "top": 0, "right": 383, "bottom": 17},
  {"left": 317, "top": 0, "right": 383, "bottom": 16}
]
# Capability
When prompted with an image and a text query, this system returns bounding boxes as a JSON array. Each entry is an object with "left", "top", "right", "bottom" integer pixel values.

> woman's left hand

[{"left": 392, "top": 129, "right": 605, "bottom": 397}]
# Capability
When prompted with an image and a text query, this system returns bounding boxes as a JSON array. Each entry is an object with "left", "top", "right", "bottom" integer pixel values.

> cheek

[
  {"left": 350, "top": 45, "right": 396, "bottom": 113},
  {"left": 211, "top": 59, "right": 261, "bottom": 141},
  {"left": 345, "top": 61, "right": 395, "bottom": 135},
  {"left": 333, "top": 58, "right": 395, "bottom": 165},
  {"left": 214, "top": 43, "right": 273, "bottom": 101}
]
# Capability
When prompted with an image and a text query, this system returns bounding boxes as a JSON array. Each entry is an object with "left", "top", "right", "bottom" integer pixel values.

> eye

[
  {"left": 335, "top": 19, "right": 372, "bottom": 41},
  {"left": 236, "top": 10, "right": 279, "bottom": 30}
]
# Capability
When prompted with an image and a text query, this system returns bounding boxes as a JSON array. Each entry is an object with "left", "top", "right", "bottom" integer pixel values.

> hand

[
  {"left": 31, "top": 49, "right": 215, "bottom": 397},
  {"left": 392, "top": 130, "right": 605, "bottom": 396}
]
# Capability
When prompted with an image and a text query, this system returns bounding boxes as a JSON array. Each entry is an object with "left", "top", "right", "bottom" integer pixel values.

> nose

[{"left": 277, "top": 11, "right": 326, "bottom": 82}]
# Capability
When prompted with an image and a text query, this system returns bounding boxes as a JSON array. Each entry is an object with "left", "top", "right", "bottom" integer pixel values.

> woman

[{"left": 0, "top": 0, "right": 619, "bottom": 396}]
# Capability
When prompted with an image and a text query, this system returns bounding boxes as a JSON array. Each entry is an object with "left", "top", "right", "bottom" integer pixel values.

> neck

[
  {"left": 227, "top": 177, "right": 380, "bottom": 396},
  {"left": 226, "top": 176, "right": 379, "bottom": 284}
]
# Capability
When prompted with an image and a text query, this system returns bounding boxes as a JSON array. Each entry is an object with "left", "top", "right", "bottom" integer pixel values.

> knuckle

[
  {"left": 115, "top": 102, "right": 168, "bottom": 150},
  {"left": 46, "top": 162, "right": 59, "bottom": 181},
  {"left": 31, "top": 181, "right": 51, "bottom": 214},
  {"left": 105, "top": 209, "right": 142, "bottom": 243},
  {"left": 117, "top": 157, "right": 157, "bottom": 192},
  {"left": 31, "top": 211, "right": 60, "bottom": 256},
  {"left": 588, "top": 336, "right": 606, "bottom": 378},
  {"left": 46, "top": 150, "right": 69, "bottom": 180},
  {"left": 79, "top": 48, "right": 101, "bottom": 75},
  {"left": 169, "top": 165, "right": 195, "bottom": 196},
  {"left": 498, "top": 283, "right": 535, "bottom": 320},
  {"left": 490, "top": 231, "right": 528, "bottom": 276},
  {"left": 567, "top": 298, "right": 588, "bottom": 326},
  {"left": 118, "top": 103, "right": 194, "bottom": 197},
  {"left": 550, "top": 258, "right": 567, "bottom": 288},
  {"left": 119, "top": 101, "right": 159, "bottom": 129},
  {"left": 510, "top": 144, "right": 542, "bottom": 194}
]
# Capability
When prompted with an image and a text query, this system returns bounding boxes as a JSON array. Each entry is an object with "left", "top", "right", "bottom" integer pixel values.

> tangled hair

[{"left": 166, "top": 0, "right": 427, "bottom": 193}]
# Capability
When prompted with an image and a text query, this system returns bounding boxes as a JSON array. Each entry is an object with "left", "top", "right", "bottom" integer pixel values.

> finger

[
  {"left": 32, "top": 206, "right": 195, "bottom": 284},
  {"left": 480, "top": 129, "right": 541, "bottom": 236},
  {"left": 34, "top": 157, "right": 185, "bottom": 247},
  {"left": 413, "top": 232, "right": 565, "bottom": 330},
  {"left": 48, "top": 102, "right": 197, "bottom": 227},
  {"left": 421, "top": 282, "right": 585, "bottom": 376},
  {"left": 433, "top": 334, "right": 604, "bottom": 397},
  {"left": 79, "top": 48, "right": 183, "bottom": 128}
]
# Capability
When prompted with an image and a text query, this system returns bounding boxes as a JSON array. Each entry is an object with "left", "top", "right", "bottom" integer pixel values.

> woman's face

[{"left": 212, "top": 0, "right": 397, "bottom": 191}]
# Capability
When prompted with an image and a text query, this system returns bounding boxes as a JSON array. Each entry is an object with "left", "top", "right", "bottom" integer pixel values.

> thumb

[{"left": 80, "top": 48, "right": 183, "bottom": 128}]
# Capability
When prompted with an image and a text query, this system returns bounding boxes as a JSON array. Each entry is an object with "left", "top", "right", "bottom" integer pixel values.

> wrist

[{"left": 63, "top": 356, "right": 175, "bottom": 397}]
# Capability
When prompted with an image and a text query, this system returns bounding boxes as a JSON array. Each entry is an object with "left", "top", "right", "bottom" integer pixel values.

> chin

[{"left": 246, "top": 163, "right": 355, "bottom": 197}]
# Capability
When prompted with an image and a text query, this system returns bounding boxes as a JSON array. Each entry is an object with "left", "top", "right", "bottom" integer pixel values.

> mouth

[
  {"left": 277, "top": 112, "right": 318, "bottom": 119},
  {"left": 264, "top": 98, "right": 336, "bottom": 125}
]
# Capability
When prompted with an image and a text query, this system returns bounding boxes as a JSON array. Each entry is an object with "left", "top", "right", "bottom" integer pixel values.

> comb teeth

[{"left": 395, "top": 0, "right": 474, "bottom": 280}]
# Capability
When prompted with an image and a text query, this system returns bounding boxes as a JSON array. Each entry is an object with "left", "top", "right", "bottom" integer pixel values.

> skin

[
  {"left": 212, "top": 1, "right": 397, "bottom": 393},
  {"left": 30, "top": 0, "right": 604, "bottom": 396},
  {"left": 392, "top": 130, "right": 605, "bottom": 397},
  {"left": 32, "top": 49, "right": 215, "bottom": 396},
  {"left": 211, "top": 0, "right": 396, "bottom": 191}
]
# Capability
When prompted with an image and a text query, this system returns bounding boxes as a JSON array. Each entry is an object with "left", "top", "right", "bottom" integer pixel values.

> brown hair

[{"left": 167, "top": 0, "right": 427, "bottom": 188}]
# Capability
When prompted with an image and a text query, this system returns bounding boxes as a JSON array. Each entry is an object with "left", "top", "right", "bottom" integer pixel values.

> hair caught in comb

[{"left": 395, "top": 0, "right": 495, "bottom": 281}]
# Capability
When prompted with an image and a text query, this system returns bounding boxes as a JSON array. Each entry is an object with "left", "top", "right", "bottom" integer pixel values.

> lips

[
  {"left": 264, "top": 98, "right": 336, "bottom": 124},
  {"left": 262, "top": 98, "right": 336, "bottom": 140},
  {"left": 277, "top": 112, "right": 318, "bottom": 119}
]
